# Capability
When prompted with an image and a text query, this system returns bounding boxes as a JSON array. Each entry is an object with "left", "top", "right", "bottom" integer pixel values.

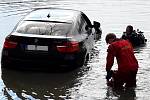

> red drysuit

[{"left": 106, "top": 39, "right": 139, "bottom": 87}]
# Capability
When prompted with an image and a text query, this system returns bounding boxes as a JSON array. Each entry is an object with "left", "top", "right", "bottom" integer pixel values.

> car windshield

[{"left": 15, "top": 20, "right": 72, "bottom": 36}]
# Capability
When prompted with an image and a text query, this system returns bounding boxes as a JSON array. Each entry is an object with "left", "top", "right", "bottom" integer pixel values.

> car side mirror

[
  {"left": 85, "top": 25, "right": 89, "bottom": 30},
  {"left": 93, "top": 21, "right": 100, "bottom": 29},
  {"left": 85, "top": 25, "right": 92, "bottom": 35}
]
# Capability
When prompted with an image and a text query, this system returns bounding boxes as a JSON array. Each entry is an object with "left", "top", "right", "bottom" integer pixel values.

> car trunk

[{"left": 4, "top": 34, "right": 77, "bottom": 62}]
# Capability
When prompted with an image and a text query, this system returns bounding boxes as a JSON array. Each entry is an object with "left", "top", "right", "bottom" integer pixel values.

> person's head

[
  {"left": 105, "top": 33, "right": 116, "bottom": 44},
  {"left": 126, "top": 25, "right": 133, "bottom": 35}
]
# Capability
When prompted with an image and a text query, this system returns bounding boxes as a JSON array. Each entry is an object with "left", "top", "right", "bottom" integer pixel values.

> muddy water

[{"left": 0, "top": 0, "right": 150, "bottom": 99}]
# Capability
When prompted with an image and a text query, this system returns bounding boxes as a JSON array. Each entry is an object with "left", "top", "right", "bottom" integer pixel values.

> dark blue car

[{"left": 1, "top": 8, "right": 102, "bottom": 70}]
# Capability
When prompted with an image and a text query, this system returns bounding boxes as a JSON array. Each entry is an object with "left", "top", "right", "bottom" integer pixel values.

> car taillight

[
  {"left": 4, "top": 40, "right": 17, "bottom": 49},
  {"left": 56, "top": 41, "right": 80, "bottom": 53}
]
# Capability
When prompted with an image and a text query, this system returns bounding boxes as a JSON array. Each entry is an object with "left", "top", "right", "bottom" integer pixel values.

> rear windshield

[{"left": 15, "top": 21, "right": 72, "bottom": 36}]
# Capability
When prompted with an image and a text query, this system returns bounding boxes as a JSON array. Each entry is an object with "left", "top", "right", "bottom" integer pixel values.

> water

[{"left": 0, "top": 0, "right": 150, "bottom": 99}]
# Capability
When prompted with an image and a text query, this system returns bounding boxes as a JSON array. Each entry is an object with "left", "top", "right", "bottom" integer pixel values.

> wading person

[{"left": 105, "top": 33, "right": 139, "bottom": 88}]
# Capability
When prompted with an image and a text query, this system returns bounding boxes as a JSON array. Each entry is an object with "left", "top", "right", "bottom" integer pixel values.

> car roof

[{"left": 23, "top": 8, "right": 82, "bottom": 23}]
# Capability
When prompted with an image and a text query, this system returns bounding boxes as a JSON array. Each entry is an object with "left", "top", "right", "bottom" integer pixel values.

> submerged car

[{"left": 1, "top": 8, "right": 102, "bottom": 70}]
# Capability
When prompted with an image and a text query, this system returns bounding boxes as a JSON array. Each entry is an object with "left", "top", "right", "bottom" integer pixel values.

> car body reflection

[{"left": 1, "top": 65, "right": 90, "bottom": 99}]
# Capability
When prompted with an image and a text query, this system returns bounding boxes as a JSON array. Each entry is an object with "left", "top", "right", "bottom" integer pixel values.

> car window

[
  {"left": 81, "top": 13, "right": 92, "bottom": 27},
  {"left": 76, "top": 18, "right": 83, "bottom": 33},
  {"left": 15, "top": 21, "right": 72, "bottom": 36},
  {"left": 80, "top": 16, "right": 88, "bottom": 34},
  {"left": 75, "top": 15, "right": 88, "bottom": 34}
]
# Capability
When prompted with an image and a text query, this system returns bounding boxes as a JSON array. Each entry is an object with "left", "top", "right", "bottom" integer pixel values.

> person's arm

[
  {"left": 106, "top": 45, "right": 115, "bottom": 71},
  {"left": 106, "top": 45, "right": 115, "bottom": 81}
]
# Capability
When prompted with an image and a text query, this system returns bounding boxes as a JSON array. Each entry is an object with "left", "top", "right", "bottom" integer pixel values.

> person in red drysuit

[{"left": 105, "top": 33, "right": 139, "bottom": 88}]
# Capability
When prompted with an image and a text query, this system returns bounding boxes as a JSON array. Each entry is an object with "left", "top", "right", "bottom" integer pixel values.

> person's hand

[
  {"left": 106, "top": 70, "right": 113, "bottom": 81},
  {"left": 106, "top": 79, "right": 113, "bottom": 87}
]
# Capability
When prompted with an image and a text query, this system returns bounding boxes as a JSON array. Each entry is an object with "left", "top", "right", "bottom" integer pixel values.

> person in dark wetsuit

[
  {"left": 121, "top": 25, "right": 139, "bottom": 46},
  {"left": 121, "top": 25, "right": 147, "bottom": 46}
]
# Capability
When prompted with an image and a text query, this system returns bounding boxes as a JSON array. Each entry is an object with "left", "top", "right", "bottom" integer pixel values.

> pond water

[{"left": 0, "top": 0, "right": 150, "bottom": 99}]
